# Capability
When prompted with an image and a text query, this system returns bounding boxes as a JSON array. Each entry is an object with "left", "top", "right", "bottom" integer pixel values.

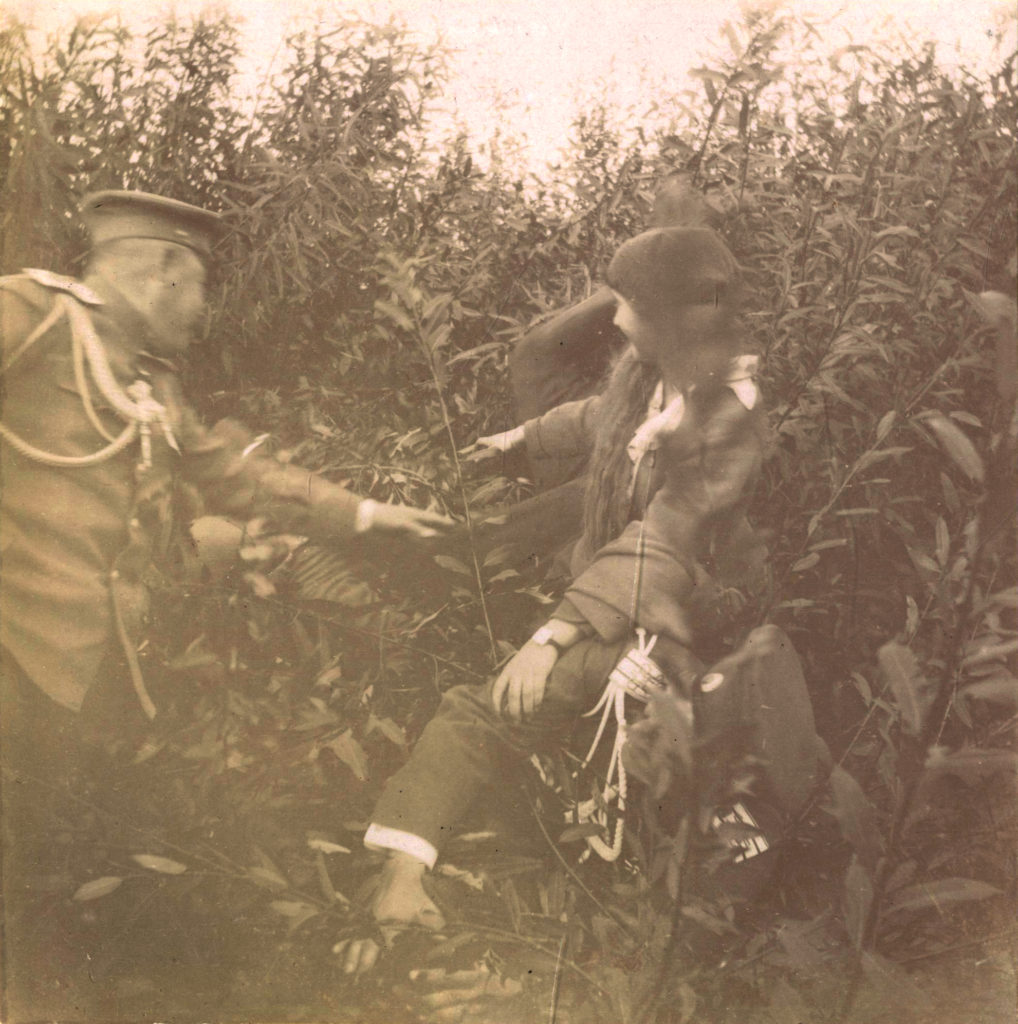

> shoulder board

[{"left": 20, "top": 268, "right": 102, "bottom": 307}]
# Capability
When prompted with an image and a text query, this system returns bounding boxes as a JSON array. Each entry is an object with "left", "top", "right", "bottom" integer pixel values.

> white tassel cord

[
  {"left": 0, "top": 289, "right": 174, "bottom": 719},
  {"left": 0, "top": 294, "right": 178, "bottom": 470},
  {"left": 573, "top": 629, "right": 661, "bottom": 863}
]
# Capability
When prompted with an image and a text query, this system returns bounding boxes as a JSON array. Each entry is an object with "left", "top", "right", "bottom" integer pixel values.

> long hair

[{"left": 583, "top": 346, "right": 660, "bottom": 552}]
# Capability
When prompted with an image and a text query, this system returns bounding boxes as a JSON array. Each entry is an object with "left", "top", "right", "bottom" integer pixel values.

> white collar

[
  {"left": 628, "top": 355, "right": 759, "bottom": 466},
  {"left": 725, "top": 353, "right": 759, "bottom": 411}
]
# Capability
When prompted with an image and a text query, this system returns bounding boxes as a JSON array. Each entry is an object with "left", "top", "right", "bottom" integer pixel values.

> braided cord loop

[
  {"left": 573, "top": 628, "right": 665, "bottom": 862},
  {"left": 0, "top": 294, "right": 177, "bottom": 469}
]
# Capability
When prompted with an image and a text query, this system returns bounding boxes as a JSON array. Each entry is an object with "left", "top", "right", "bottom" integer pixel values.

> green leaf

[
  {"left": 689, "top": 68, "right": 728, "bottom": 85},
  {"left": 481, "top": 544, "right": 517, "bottom": 569},
  {"left": 269, "top": 900, "right": 320, "bottom": 931},
  {"left": 315, "top": 664, "right": 343, "bottom": 689},
  {"left": 559, "top": 821, "right": 606, "bottom": 843},
  {"left": 966, "top": 290, "right": 1017, "bottom": 402},
  {"left": 774, "top": 915, "right": 833, "bottom": 968},
  {"left": 435, "top": 864, "right": 485, "bottom": 891},
  {"left": 433, "top": 554, "right": 472, "bottom": 576},
  {"left": 270, "top": 899, "right": 316, "bottom": 919},
  {"left": 873, "top": 225, "right": 920, "bottom": 241},
  {"left": 131, "top": 854, "right": 187, "bottom": 875},
  {"left": 883, "top": 877, "right": 1002, "bottom": 917},
  {"left": 326, "top": 730, "right": 369, "bottom": 781},
  {"left": 765, "top": 978, "right": 815, "bottom": 1022},
  {"left": 925, "top": 746, "right": 1018, "bottom": 783},
  {"left": 373, "top": 299, "right": 414, "bottom": 333},
  {"left": 957, "top": 236, "right": 992, "bottom": 260},
  {"left": 680, "top": 904, "right": 739, "bottom": 936},
  {"left": 935, "top": 517, "right": 950, "bottom": 566},
  {"left": 248, "top": 867, "right": 289, "bottom": 890},
  {"left": 422, "top": 932, "right": 483, "bottom": 965},
  {"left": 877, "top": 641, "right": 934, "bottom": 736},
  {"left": 307, "top": 837, "right": 352, "bottom": 855},
  {"left": 919, "top": 411, "right": 984, "bottom": 483},
  {"left": 791, "top": 552, "right": 820, "bottom": 572},
  {"left": 859, "top": 952, "right": 932, "bottom": 1016},
  {"left": 875, "top": 409, "right": 897, "bottom": 441},
  {"left": 366, "top": 713, "right": 406, "bottom": 747},
  {"left": 488, "top": 569, "right": 520, "bottom": 583},
  {"left": 425, "top": 322, "right": 452, "bottom": 354},
  {"left": 823, "top": 765, "right": 884, "bottom": 873},
  {"left": 960, "top": 676, "right": 1018, "bottom": 705},
  {"left": 855, "top": 447, "right": 912, "bottom": 473},
  {"left": 73, "top": 876, "right": 123, "bottom": 901},
  {"left": 842, "top": 855, "right": 874, "bottom": 950}
]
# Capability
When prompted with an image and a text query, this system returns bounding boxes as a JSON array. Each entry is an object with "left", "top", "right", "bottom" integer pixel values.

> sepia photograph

[{"left": 1, "top": 0, "right": 1016, "bottom": 1021}]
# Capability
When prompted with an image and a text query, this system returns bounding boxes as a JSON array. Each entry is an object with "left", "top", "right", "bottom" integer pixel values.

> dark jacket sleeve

[
  {"left": 177, "top": 409, "right": 361, "bottom": 542},
  {"left": 557, "top": 388, "right": 767, "bottom": 644},
  {"left": 509, "top": 286, "right": 621, "bottom": 421},
  {"left": 522, "top": 395, "right": 602, "bottom": 462}
]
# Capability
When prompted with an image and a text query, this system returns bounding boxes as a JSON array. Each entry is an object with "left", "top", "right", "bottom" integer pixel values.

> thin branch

[{"left": 412, "top": 304, "right": 499, "bottom": 666}]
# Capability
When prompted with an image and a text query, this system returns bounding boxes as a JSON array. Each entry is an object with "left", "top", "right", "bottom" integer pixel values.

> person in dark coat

[
  {"left": 0, "top": 190, "right": 451, "bottom": 1019},
  {"left": 505, "top": 173, "right": 722, "bottom": 490},
  {"left": 338, "top": 226, "right": 800, "bottom": 979},
  {"left": 456, "top": 176, "right": 723, "bottom": 583}
]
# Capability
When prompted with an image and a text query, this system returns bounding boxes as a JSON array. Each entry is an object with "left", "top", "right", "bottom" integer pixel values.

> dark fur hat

[{"left": 607, "top": 226, "right": 740, "bottom": 320}]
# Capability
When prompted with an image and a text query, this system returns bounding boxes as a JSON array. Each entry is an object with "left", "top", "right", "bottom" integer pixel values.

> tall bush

[{"left": 1, "top": 5, "right": 1015, "bottom": 1022}]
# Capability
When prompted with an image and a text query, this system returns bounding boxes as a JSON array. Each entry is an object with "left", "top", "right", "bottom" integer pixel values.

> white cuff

[
  {"left": 354, "top": 498, "right": 378, "bottom": 534},
  {"left": 363, "top": 823, "right": 437, "bottom": 869},
  {"left": 240, "top": 433, "right": 271, "bottom": 459}
]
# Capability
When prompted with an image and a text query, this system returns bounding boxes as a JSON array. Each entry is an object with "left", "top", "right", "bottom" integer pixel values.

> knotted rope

[{"left": 573, "top": 628, "right": 666, "bottom": 862}]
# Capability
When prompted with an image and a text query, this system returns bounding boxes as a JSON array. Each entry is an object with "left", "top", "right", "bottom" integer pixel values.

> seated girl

[{"left": 339, "top": 226, "right": 773, "bottom": 974}]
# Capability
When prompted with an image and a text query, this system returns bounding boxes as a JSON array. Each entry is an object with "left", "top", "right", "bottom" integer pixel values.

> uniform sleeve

[
  {"left": 522, "top": 395, "right": 603, "bottom": 461},
  {"left": 0, "top": 280, "right": 50, "bottom": 367},
  {"left": 557, "top": 390, "right": 767, "bottom": 644},
  {"left": 177, "top": 410, "right": 361, "bottom": 542}
]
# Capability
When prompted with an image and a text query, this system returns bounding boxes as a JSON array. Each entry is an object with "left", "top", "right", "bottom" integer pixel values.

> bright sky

[{"left": 7, "top": 0, "right": 1015, "bottom": 169}]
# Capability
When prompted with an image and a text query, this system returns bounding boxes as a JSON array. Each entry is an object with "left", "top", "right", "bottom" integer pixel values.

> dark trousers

[
  {"left": 372, "top": 636, "right": 629, "bottom": 855},
  {"left": 1, "top": 649, "right": 147, "bottom": 1022},
  {"left": 468, "top": 475, "right": 587, "bottom": 576}
]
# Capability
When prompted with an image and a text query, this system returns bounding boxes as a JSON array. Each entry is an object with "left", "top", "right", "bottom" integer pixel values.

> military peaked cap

[{"left": 81, "top": 190, "right": 222, "bottom": 260}]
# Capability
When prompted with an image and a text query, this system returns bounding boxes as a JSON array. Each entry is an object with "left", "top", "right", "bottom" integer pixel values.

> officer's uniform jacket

[{"left": 0, "top": 272, "right": 361, "bottom": 711}]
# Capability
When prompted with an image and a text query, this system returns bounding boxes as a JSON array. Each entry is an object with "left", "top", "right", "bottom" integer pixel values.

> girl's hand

[
  {"left": 491, "top": 641, "right": 559, "bottom": 721},
  {"left": 461, "top": 425, "right": 525, "bottom": 461}
]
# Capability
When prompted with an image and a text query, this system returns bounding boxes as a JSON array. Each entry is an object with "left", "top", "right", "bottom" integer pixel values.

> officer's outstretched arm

[{"left": 179, "top": 412, "right": 453, "bottom": 544}]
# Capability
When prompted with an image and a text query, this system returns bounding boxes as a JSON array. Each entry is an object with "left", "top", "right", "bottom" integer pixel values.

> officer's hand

[
  {"left": 398, "top": 964, "right": 524, "bottom": 1024},
  {"left": 491, "top": 641, "right": 558, "bottom": 722},
  {"left": 461, "top": 425, "right": 525, "bottom": 462},
  {"left": 363, "top": 501, "right": 455, "bottom": 539}
]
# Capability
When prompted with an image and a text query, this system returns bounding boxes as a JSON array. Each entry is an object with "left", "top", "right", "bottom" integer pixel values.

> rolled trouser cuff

[{"left": 364, "top": 823, "right": 437, "bottom": 869}]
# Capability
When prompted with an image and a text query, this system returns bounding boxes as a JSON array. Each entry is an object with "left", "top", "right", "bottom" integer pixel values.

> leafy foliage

[{"left": 1, "top": 5, "right": 1016, "bottom": 1022}]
